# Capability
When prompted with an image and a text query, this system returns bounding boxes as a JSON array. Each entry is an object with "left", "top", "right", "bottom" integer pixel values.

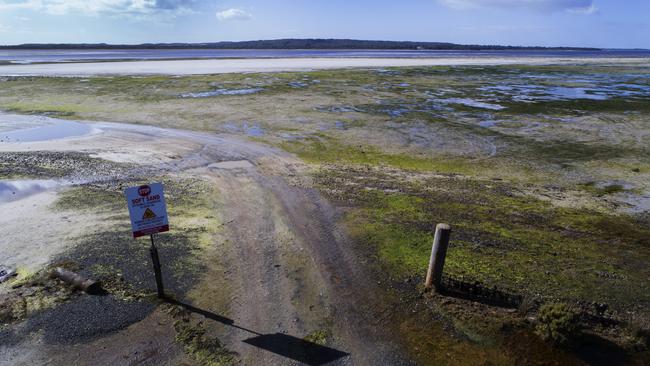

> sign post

[
  {"left": 149, "top": 234, "right": 165, "bottom": 299},
  {"left": 125, "top": 183, "right": 170, "bottom": 299}
]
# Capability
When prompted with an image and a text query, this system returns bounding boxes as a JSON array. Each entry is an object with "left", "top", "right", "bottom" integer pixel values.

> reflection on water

[
  {"left": 480, "top": 75, "right": 650, "bottom": 102},
  {"left": 434, "top": 98, "right": 506, "bottom": 110},
  {"left": 222, "top": 122, "right": 266, "bottom": 137},
  {"left": 245, "top": 124, "right": 265, "bottom": 137},
  {"left": 479, "top": 120, "right": 499, "bottom": 128},
  {"left": 0, "top": 114, "right": 93, "bottom": 143},
  {"left": 180, "top": 88, "right": 263, "bottom": 98},
  {"left": 0, "top": 180, "right": 59, "bottom": 203},
  {"left": 2, "top": 49, "right": 650, "bottom": 64}
]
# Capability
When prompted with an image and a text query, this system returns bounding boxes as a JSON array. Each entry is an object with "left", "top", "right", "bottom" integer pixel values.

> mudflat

[
  {"left": 1, "top": 61, "right": 649, "bottom": 365},
  {"left": 0, "top": 56, "right": 647, "bottom": 76}
]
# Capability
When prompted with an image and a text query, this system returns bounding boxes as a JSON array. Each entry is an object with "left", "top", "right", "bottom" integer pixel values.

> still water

[{"left": 1, "top": 49, "right": 649, "bottom": 64}]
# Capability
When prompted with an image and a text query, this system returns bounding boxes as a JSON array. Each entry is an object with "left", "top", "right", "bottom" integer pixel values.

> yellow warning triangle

[{"left": 142, "top": 208, "right": 157, "bottom": 220}]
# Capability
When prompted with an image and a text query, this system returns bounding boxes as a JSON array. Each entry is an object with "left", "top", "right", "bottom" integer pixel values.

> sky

[{"left": 0, "top": 0, "right": 648, "bottom": 48}]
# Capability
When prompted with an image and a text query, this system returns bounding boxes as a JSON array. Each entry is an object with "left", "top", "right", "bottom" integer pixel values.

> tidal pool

[
  {"left": 0, "top": 114, "right": 93, "bottom": 143},
  {"left": 480, "top": 74, "right": 650, "bottom": 102},
  {"left": 479, "top": 120, "right": 499, "bottom": 128},
  {"left": 288, "top": 81, "right": 308, "bottom": 88},
  {"left": 180, "top": 87, "right": 264, "bottom": 98},
  {"left": 223, "top": 122, "right": 265, "bottom": 137},
  {"left": 316, "top": 105, "right": 363, "bottom": 113},
  {"left": 434, "top": 98, "right": 506, "bottom": 110},
  {"left": 244, "top": 124, "right": 265, "bottom": 137},
  {"left": 0, "top": 179, "right": 60, "bottom": 203}
]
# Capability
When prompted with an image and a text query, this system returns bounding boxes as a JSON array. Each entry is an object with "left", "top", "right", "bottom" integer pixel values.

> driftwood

[{"left": 51, "top": 267, "right": 102, "bottom": 294}]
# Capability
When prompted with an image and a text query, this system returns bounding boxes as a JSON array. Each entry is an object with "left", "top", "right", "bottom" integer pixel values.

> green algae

[
  {"left": 303, "top": 329, "right": 332, "bottom": 346},
  {"left": 579, "top": 182, "right": 628, "bottom": 196},
  {"left": 281, "top": 135, "right": 484, "bottom": 175},
  {"left": 318, "top": 166, "right": 650, "bottom": 315},
  {"left": 0, "top": 267, "right": 76, "bottom": 325},
  {"left": 174, "top": 319, "right": 236, "bottom": 366}
]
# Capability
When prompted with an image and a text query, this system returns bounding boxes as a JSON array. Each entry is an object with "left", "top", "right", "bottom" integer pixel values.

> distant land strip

[{"left": 0, "top": 38, "right": 600, "bottom": 51}]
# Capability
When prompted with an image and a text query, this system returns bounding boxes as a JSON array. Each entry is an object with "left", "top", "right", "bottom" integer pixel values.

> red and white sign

[{"left": 125, "top": 183, "right": 169, "bottom": 238}]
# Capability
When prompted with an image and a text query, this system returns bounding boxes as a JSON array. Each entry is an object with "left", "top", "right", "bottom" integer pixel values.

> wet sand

[{"left": 0, "top": 57, "right": 648, "bottom": 76}]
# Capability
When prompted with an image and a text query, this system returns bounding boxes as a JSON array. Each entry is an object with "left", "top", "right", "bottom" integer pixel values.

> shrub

[{"left": 535, "top": 302, "right": 582, "bottom": 347}]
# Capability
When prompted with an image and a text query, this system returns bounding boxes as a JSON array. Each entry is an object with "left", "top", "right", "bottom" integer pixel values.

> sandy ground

[
  {"left": 0, "top": 121, "right": 198, "bottom": 276},
  {"left": 0, "top": 116, "right": 415, "bottom": 365},
  {"left": 0, "top": 57, "right": 648, "bottom": 76},
  {"left": 0, "top": 191, "right": 112, "bottom": 275}
]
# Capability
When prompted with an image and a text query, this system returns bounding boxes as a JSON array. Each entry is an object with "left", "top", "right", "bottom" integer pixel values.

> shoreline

[{"left": 0, "top": 56, "right": 649, "bottom": 76}]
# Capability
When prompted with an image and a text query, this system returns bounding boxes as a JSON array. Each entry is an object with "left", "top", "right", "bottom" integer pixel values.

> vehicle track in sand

[
  {"left": 177, "top": 128, "right": 415, "bottom": 365},
  {"left": 0, "top": 116, "right": 416, "bottom": 365}
]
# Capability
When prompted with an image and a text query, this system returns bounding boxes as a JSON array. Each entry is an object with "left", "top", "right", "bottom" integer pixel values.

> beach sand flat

[{"left": 1, "top": 57, "right": 649, "bottom": 76}]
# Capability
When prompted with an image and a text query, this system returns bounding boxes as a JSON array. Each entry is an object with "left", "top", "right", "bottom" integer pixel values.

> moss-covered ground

[{"left": 315, "top": 165, "right": 650, "bottom": 314}]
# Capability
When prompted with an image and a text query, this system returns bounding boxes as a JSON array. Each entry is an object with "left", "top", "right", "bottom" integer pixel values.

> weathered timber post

[{"left": 424, "top": 223, "right": 452, "bottom": 291}]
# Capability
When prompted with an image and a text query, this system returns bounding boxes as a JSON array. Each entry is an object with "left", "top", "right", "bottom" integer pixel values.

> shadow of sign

[
  {"left": 166, "top": 299, "right": 349, "bottom": 365},
  {"left": 243, "top": 333, "right": 349, "bottom": 366},
  {"left": 166, "top": 298, "right": 237, "bottom": 327}
]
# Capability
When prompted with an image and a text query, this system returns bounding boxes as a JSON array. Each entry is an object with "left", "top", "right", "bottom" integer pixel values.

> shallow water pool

[
  {"left": 0, "top": 179, "right": 60, "bottom": 203},
  {"left": 0, "top": 114, "right": 93, "bottom": 143},
  {"left": 180, "top": 88, "right": 264, "bottom": 98}
]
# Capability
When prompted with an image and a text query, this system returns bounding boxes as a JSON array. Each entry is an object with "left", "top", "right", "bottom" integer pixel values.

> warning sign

[
  {"left": 143, "top": 208, "right": 157, "bottom": 220},
  {"left": 125, "top": 183, "right": 169, "bottom": 238}
]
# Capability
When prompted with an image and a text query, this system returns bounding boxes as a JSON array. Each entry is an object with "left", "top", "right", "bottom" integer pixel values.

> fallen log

[{"left": 51, "top": 267, "right": 103, "bottom": 295}]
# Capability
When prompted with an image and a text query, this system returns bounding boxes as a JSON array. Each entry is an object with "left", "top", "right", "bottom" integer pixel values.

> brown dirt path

[{"left": 182, "top": 133, "right": 415, "bottom": 365}]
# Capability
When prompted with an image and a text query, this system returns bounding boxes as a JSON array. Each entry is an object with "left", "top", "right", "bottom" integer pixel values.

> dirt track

[
  {"left": 0, "top": 117, "right": 415, "bottom": 365},
  {"left": 153, "top": 123, "right": 415, "bottom": 364}
]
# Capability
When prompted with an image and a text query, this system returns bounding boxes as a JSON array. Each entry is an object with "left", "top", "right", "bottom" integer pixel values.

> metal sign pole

[{"left": 149, "top": 234, "right": 165, "bottom": 299}]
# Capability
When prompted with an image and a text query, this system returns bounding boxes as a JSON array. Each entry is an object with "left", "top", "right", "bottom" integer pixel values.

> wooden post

[
  {"left": 425, "top": 223, "right": 451, "bottom": 291},
  {"left": 150, "top": 234, "right": 165, "bottom": 299}
]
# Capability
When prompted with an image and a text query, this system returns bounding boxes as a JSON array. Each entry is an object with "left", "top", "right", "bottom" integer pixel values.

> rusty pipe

[{"left": 51, "top": 267, "right": 103, "bottom": 294}]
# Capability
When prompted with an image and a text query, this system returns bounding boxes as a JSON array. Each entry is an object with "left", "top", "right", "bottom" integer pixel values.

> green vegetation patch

[
  {"left": 174, "top": 320, "right": 236, "bottom": 366},
  {"left": 535, "top": 303, "right": 582, "bottom": 348},
  {"left": 303, "top": 329, "right": 332, "bottom": 346},
  {"left": 281, "top": 135, "right": 487, "bottom": 175},
  {"left": 316, "top": 166, "right": 650, "bottom": 315},
  {"left": 579, "top": 182, "right": 627, "bottom": 196},
  {"left": 0, "top": 267, "right": 76, "bottom": 325}
]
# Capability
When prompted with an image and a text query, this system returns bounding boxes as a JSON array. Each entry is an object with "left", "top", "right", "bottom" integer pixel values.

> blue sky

[{"left": 0, "top": 0, "right": 648, "bottom": 48}]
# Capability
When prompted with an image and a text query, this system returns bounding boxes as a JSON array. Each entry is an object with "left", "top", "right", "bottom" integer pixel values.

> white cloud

[
  {"left": 438, "top": 0, "right": 598, "bottom": 13},
  {"left": 216, "top": 8, "right": 252, "bottom": 21},
  {"left": 0, "top": 0, "right": 197, "bottom": 19},
  {"left": 567, "top": 3, "right": 598, "bottom": 14}
]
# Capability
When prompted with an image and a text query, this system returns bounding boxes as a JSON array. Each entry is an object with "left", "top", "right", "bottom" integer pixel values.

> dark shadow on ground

[
  {"left": 243, "top": 333, "right": 349, "bottom": 366},
  {"left": 15, "top": 296, "right": 155, "bottom": 345},
  {"left": 575, "top": 333, "right": 631, "bottom": 366},
  {"left": 440, "top": 276, "right": 523, "bottom": 308},
  {"left": 166, "top": 298, "right": 349, "bottom": 366},
  {"left": 166, "top": 299, "right": 236, "bottom": 327}
]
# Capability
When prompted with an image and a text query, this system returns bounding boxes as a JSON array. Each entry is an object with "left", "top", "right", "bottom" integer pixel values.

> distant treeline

[{"left": 0, "top": 38, "right": 600, "bottom": 51}]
